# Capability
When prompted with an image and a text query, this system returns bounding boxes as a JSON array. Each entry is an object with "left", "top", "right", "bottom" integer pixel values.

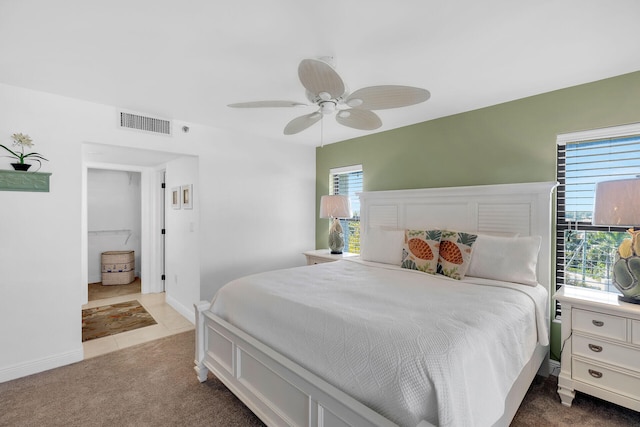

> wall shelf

[{"left": 0, "top": 169, "right": 52, "bottom": 192}]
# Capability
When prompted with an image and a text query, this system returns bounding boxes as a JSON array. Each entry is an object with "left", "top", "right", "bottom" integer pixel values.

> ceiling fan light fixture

[
  {"left": 319, "top": 91, "right": 332, "bottom": 101},
  {"left": 346, "top": 98, "right": 363, "bottom": 107},
  {"left": 320, "top": 101, "right": 336, "bottom": 115},
  {"left": 337, "top": 110, "right": 351, "bottom": 118}
]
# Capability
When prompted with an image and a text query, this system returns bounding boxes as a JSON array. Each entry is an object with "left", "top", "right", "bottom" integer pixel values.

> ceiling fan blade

[
  {"left": 335, "top": 109, "right": 382, "bottom": 131},
  {"left": 346, "top": 85, "right": 430, "bottom": 110},
  {"left": 298, "top": 59, "right": 346, "bottom": 100},
  {"left": 228, "top": 100, "right": 307, "bottom": 108},
  {"left": 284, "top": 112, "right": 323, "bottom": 135}
]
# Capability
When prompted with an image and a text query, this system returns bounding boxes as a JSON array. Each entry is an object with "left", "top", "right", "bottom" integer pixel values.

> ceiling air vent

[{"left": 118, "top": 110, "right": 172, "bottom": 135}]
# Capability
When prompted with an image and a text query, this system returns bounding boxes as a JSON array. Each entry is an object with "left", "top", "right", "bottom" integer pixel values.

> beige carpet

[
  {"left": 511, "top": 374, "right": 640, "bottom": 426},
  {"left": 87, "top": 277, "right": 141, "bottom": 301},
  {"left": 1, "top": 331, "right": 638, "bottom": 426},
  {"left": 82, "top": 300, "right": 157, "bottom": 342},
  {"left": 0, "top": 332, "right": 264, "bottom": 427}
]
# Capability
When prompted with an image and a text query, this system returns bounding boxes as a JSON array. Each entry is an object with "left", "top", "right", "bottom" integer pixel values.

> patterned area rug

[{"left": 82, "top": 300, "right": 157, "bottom": 342}]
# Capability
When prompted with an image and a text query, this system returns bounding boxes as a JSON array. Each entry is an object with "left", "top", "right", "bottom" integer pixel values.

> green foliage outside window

[{"left": 346, "top": 220, "right": 360, "bottom": 253}]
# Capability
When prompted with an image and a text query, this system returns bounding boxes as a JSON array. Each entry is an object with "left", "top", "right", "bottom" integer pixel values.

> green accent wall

[{"left": 316, "top": 70, "right": 640, "bottom": 361}]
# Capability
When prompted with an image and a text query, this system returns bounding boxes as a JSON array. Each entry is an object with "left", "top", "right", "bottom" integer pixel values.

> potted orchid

[{"left": 0, "top": 133, "right": 48, "bottom": 171}]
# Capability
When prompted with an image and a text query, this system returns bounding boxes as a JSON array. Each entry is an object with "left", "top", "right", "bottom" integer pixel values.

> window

[
  {"left": 556, "top": 123, "right": 640, "bottom": 316},
  {"left": 330, "top": 165, "right": 363, "bottom": 253}
]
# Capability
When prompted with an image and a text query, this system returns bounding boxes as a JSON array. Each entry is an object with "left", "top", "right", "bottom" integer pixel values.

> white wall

[
  {"left": 87, "top": 169, "right": 142, "bottom": 283},
  {"left": 0, "top": 82, "right": 315, "bottom": 382},
  {"left": 165, "top": 156, "right": 200, "bottom": 322},
  {"left": 197, "top": 132, "right": 318, "bottom": 302}
]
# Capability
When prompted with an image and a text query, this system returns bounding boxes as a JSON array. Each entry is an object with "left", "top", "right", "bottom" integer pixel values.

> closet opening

[
  {"left": 81, "top": 143, "right": 198, "bottom": 357},
  {"left": 87, "top": 169, "right": 143, "bottom": 301}
]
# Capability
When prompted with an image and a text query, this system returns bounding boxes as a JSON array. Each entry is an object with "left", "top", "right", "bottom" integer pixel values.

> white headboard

[{"left": 359, "top": 181, "right": 558, "bottom": 293}]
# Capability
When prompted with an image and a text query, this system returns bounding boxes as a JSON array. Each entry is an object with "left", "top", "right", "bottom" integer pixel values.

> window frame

[
  {"left": 555, "top": 122, "right": 640, "bottom": 317},
  {"left": 329, "top": 164, "right": 363, "bottom": 254}
]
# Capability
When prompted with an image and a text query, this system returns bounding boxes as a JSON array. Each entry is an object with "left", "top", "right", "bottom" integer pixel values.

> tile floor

[{"left": 82, "top": 291, "right": 194, "bottom": 359}]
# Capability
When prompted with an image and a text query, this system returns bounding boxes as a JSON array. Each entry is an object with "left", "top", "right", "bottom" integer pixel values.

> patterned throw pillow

[
  {"left": 437, "top": 230, "right": 478, "bottom": 280},
  {"left": 401, "top": 229, "right": 441, "bottom": 274}
]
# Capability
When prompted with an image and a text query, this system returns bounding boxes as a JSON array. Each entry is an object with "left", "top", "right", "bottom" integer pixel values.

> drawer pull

[
  {"left": 588, "top": 369, "right": 603, "bottom": 379},
  {"left": 592, "top": 320, "right": 604, "bottom": 327},
  {"left": 588, "top": 344, "right": 603, "bottom": 352}
]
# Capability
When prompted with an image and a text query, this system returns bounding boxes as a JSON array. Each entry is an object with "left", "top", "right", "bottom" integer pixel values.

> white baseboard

[
  {"left": 549, "top": 359, "right": 561, "bottom": 377},
  {"left": 166, "top": 293, "right": 195, "bottom": 325},
  {"left": 0, "top": 347, "right": 84, "bottom": 383}
]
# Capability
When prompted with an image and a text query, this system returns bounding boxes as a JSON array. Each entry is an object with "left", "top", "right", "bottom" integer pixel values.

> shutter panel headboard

[{"left": 359, "top": 181, "right": 558, "bottom": 296}]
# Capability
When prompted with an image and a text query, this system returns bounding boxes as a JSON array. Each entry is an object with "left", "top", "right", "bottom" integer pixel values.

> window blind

[
  {"left": 330, "top": 165, "right": 362, "bottom": 253},
  {"left": 556, "top": 125, "right": 640, "bottom": 317}
]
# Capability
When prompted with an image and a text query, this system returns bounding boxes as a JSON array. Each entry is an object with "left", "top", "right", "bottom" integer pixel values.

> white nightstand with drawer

[
  {"left": 555, "top": 285, "right": 640, "bottom": 412},
  {"left": 303, "top": 249, "right": 359, "bottom": 265}
]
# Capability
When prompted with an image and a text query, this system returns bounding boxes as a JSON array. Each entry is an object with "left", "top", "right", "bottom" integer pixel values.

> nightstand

[
  {"left": 555, "top": 285, "right": 640, "bottom": 412},
  {"left": 303, "top": 249, "right": 359, "bottom": 265}
]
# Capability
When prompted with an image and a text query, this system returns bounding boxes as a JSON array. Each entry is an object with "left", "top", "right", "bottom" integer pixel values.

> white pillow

[
  {"left": 360, "top": 227, "right": 405, "bottom": 265},
  {"left": 466, "top": 235, "right": 541, "bottom": 286}
]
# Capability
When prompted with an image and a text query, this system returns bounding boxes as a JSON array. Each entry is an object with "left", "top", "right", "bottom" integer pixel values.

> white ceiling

[{"left": 1, "top": 0, "right": 640, "bottom": 146}]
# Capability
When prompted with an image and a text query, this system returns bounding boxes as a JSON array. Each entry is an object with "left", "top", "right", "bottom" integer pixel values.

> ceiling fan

[{"left": 228, "top": 58, "right": 431, "bottom": 135}]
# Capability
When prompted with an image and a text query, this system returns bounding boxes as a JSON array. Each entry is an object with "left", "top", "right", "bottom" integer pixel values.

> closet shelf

[
  {"left": 88, "top": 229, "right": 133, "bottom": 244},
  {"left": 88, "top": 229, "right": 132, "bottom": 235}
]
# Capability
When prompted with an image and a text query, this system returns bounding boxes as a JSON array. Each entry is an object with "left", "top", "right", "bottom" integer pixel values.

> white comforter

[{"left": 210, "top": 259, "right": 549, "bottom": 427}]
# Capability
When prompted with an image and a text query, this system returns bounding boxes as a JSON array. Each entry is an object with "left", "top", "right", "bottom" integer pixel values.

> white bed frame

[{"left": 194, "top": 181, "right": 557, "bottom": 427}]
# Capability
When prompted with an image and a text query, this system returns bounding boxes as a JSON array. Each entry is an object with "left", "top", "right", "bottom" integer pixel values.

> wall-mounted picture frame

[
  {"left": 181, "top": 184, "right": 193, "bottom": 209},
  {"left": 171, "top": 187, "right": 181, "bottom": 209}
]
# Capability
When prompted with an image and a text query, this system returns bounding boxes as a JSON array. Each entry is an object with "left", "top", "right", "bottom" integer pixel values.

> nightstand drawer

[
  {"left": 573, "top": 309, "right": 626, "bottom": 341},
  {"left": 573, "top": 334, "right": 640, "bottom": 372},
  {"left": 573, "top": 358, "right": 640, "bottom": 401},
  {"left": 633, "top": 320, "right": 640, "bottom": 346}
]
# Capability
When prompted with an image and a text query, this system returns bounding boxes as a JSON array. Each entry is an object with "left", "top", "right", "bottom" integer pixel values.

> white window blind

[
  {"left": 556, "top": 123, "right": 640, "bottom": 317},
  {"left": 330, "top": 165, "right": 362, "bottom": 254}
]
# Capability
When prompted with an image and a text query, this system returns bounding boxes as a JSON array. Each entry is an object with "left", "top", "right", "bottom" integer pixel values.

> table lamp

[
  {"left": 319, "top": 195, "right": 352, "bottom": 254},
  {"left": 593, "top": 177, "right": 640, "bottom": 304}
]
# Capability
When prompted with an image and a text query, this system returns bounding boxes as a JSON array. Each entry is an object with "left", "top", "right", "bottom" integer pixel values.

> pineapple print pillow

[
  {"left": 401, "top": 229, "right": 441, "bottom": 274},
  {"left": 437, "top": 230, "right": 478, "bottom": 280}
]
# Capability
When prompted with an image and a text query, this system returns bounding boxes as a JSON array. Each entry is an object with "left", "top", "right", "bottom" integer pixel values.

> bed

[{"left": 194, "top": 181, "right": 557, "bottom": 427}]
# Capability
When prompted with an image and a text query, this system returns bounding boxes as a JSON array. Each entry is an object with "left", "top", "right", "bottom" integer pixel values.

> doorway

[
  {"left": 81, "top": 142, "right": 200, "bottom": 322},
  {"left": 87, "top": 169, "right": 142, "bottom": 296},
  {"left": 81, "top": 142, "right": 179, "bottom": 306},
  {"left": 80, "top": 144, "right": 196, "bottom": 358}
]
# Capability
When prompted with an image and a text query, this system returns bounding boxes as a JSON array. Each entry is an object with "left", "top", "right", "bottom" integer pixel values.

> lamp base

[
  {"left": 327, "top": 218, "right": 345, "bottom": 255},
  {"left": 613, "top": 254, "right": 640, "bottom": 305},
  {"left": 330, "top": 250, "right": 343, "bottom": 255},
  {"left": 618, "top": 295, "right": 640, "bottom": 305}
]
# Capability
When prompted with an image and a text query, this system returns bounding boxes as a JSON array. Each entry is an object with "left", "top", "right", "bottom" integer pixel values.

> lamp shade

[
  {"left": 593, "top": 178, "right": 640, "bottom": 226},
  {"left": 319, "top": 195, "right": 352, "bottom": 219}
]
